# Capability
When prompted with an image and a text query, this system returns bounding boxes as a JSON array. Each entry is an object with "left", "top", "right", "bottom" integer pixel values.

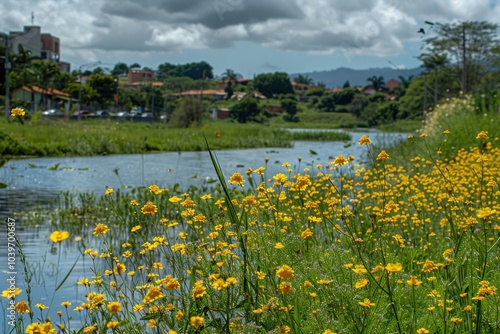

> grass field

[{"left": 0, "top": 117, "right": 350, "bottom": 158}]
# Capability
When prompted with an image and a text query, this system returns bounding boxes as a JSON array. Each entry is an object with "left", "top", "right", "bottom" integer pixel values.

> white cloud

[{"left": 0, "top": 0, "right": 498, "bottom": 70}]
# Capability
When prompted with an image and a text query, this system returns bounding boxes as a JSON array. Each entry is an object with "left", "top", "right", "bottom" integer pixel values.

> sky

[{"left": 1, "top": 0, "right": 499, "bottom": 78}]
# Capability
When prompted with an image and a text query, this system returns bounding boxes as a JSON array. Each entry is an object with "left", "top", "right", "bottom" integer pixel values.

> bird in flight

[{"left": 417, "top": 28, "right": 425, "bottom": 34}]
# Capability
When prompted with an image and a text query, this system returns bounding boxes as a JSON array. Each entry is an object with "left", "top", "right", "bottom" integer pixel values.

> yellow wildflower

[
  {"left": 49, "top": 230, "right": 69, "bottom": 243},
  {"left": 141, "top": 201, "right": 158, "bottom": 215},
  {"left": 276, "top": 265, "right": 295, "bottom": 280},
  {"left": 376, "top": 150, "right": 390, "bottom": 161},
  {"left": 476, "top": 131, "right": 489, "bottom": 139},
  {"left": 359, "top": 135, "right": 372, "bottom": 145},
  {"left": 358, "top": 298, "right": 375, "bottom": 308},
  {"left": 228, "top": 171, "right": 245, "bottom": 186}
]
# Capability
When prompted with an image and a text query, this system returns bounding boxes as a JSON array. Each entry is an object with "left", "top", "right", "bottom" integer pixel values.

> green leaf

[{"left": 55, "top": 255, "right": 80, "bottom": 292}]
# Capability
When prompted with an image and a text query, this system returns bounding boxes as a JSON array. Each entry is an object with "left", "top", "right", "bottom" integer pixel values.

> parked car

[
  {"left": 116, "top": 111, "right": 131, "bottom": 117},
  {"left": 141, "top": 112, "right": 153, "bottom": 118},
  {"left": 73, "top": 110, "right": 91, "bottom": 116},
  {"left": 94, "top": 110, "right": 110, "bottom": 117},
  {"left": 42, "top": 109, "right": 64, "bottom": 116}
]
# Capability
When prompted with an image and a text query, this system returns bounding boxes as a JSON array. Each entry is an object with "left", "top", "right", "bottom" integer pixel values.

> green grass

[
  {"left": 0, "top": 117, "right": 352, "bottom": 158},
  {"left": 270, "top": 109, "right": 365, "bottom": 129},
  {"left": 382, "top": 95, "right": 500, "bottom": 168}
]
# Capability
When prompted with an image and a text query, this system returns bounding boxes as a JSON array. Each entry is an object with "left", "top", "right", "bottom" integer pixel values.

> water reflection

[{"left": 0, "top": 221, "right": 103, "bottom": 330}]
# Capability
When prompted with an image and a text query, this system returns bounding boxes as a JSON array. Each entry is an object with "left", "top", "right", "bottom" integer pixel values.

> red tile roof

[
  {"left": 173, "top": 89, "right": 226, "bottom": 96},
  {"left": 20, "top": 85, "right": 70, "bottom": 97}
]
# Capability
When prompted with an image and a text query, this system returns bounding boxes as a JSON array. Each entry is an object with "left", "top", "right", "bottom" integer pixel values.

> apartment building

[{"left": 7, "top": 25, "right": 70, "bottom": 72}]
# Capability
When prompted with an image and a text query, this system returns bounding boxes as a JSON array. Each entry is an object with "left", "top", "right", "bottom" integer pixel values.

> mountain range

[{"left": 291, "top": 66, "right": 424, "bottom": 89}]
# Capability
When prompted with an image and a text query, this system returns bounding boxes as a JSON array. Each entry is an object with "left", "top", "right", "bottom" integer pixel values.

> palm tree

[
  {"left": 366, "top": 75, "right": 386, "bottom": 91},
  {"left": 397, "top": 75, "right": 414, "bottom": 89},
  {"left": 294, "top": 74, "right": 314, "bottom": 85},
  {"left": 221, "top": 69, "right": 238, "bottom": 99},
  {"left": 221, "top": 69, "right": 238, "bottom": 85}
]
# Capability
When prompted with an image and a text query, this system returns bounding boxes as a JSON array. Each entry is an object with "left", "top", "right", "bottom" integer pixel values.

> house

[
  {"left": 211, "top": 107, "right": 231, "bottom": 120},
  {"left": 128, "top": 69, "right": 154, "bottom": 83},
  {"left": 231, "top": 92, "right": 266, "bottom": 101},
  {"left": 13, "top": 85, "right": 76, "bottom": 111},
  {"left": 386, "top": 79, "right": 401, "bottom": 91},
  {"left": 362, "top": 88, "right": 377, "bottom": 95},
  {"left": 122, "top": 69, "right": 164, "bottom": 91},
  {"left": 216, "top": 78, "right": 252, "bottom": 88},
  {"left": 170, "top": 89, "right": 227, "bottom": 101}
]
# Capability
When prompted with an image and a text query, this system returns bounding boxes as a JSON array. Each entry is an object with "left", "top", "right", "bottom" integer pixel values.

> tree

[
  {"left": 169, "top": 98, "right": 207, "bottom": 128},
  {"left": 343, "top": 80, "right": 351, "bottom": 88},
  {"left": 53, "top": 72, "right": 74, "bottom": 91},
  {"left": 317, "top": 94, "right": 336, "bottom": 112},
  {"left": 280, "top": 94, "right": 299, "bottom": 121},
  {"left": 224, "top": 83, "right": 234, "bottom": 100},
  {"left": 304, "top": 88, "right": 325, "bottom": 97},
  {"left": 332, "top": 87, "right": 356, "bottom": 105},
  {"left": 164, "top": 76, "right": 199, "bottom": 93},
  {"left": 129, "top": 63, "right": 141, "bottom": 69},
  {"left": 423, "top": 21, "right": 499, "bottom": 93},
  {"left": 230, "top": 97, "right": 261, "bottom": 123},
  {"left": 156, "top": 61, "right": 214, "bottom": 81},
  {"left": 348, "top": 95, "right": 368, "bottom": 118},
  {"left": 294, "top": 74, "right": 313, "bottom": 85},
  {"left": 64, "top": 82, "right": 99, "bottom": 107},
  {"left": 366, "top": 75, "right": 386, "bottom": 91},
  {"left": 419, "top": 53, "right": 448, "bottom": 104},
  {"left": 221, "top": 69, "right": 238, "bottom": 84},
  {"left": 316, "top": 81, "right": 327, "bottom": 88},
  {"left": 87, "top": 73, "right": 118, "bottom": 107},
  {"left": 31, "top": 60, "right": 60, "bottom": 107},
  {"left": 252, "top": 72, "right": 294, "bottom": 98},
  {"left": 112, "top": 62, "right": 129, "bottom": 76},
  {"left": 221, "top": 69, "right": 238, "bottom": 99},
  {"left": 392, "top": 75, "right": 414, "bottom": 98}
]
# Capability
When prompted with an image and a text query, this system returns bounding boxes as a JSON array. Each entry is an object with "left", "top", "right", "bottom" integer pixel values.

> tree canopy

[
  {"left": 252, "top": 72, "right": 294, "bottom": 98},
  {"left": 423, "top": 21, "right": 499, "bottom": 93},
  {"left": 156, "top": 61, "right": 214, "bottom": 81}
]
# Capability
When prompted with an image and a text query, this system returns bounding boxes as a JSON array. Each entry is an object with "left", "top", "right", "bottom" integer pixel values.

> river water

[{"left": 0, "top": 130, "right": 407, "bottom": 330}]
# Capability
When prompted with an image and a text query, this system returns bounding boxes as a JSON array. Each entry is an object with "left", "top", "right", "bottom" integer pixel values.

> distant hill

[{"left": 291, "top": 67, "right": 424, "bottom": 89}]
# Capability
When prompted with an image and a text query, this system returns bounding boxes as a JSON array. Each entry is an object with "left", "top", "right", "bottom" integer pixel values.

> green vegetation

[
  {"left": 0, "top": 118, "right": 352, "bottom": 157},
  {"left": 8, "top": 96, "right": 500, "bottom": 333},
  {"left": 383, "top": 94, "right": 500, "bottom": 168}
]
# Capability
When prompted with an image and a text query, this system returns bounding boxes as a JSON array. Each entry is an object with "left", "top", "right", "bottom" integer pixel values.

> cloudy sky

[{"left": 1, "top": 0, "right": 499, "bottom": 77}]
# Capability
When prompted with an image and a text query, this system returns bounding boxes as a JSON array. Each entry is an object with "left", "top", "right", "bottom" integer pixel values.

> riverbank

[{"left": 0, "top": 118, "right": 357, "bottom": 158}]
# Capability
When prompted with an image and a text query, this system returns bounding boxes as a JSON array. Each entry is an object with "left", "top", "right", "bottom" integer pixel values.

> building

[
  {"left": 128, "top": 69, "right": 154, "bottom": 83},
  {"left": 12, "top": 85, "right": 76, "bottom": 111},
  {"left": 7, "top": 25, "right": 70, "bottom": 72},
  {"left": 385, "top": 79, "right": 401, "bottom": 91},
  {"left": 123, "top": 69, "right": 164, "bottom": 91}
]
